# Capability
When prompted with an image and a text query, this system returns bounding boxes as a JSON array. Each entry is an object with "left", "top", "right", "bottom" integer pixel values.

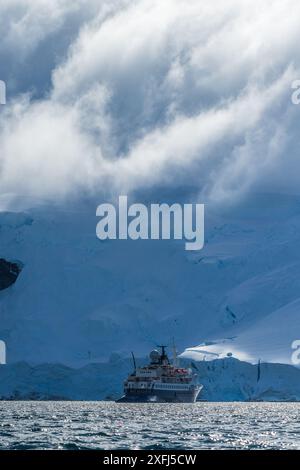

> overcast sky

[{"left": 0, "top": 0, "right": 299, "bottom": 208}]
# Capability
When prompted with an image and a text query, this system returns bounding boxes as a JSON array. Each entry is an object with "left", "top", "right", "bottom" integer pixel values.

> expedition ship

[{"left": 117, "top": 346, "right": 202, "bottom": 403}]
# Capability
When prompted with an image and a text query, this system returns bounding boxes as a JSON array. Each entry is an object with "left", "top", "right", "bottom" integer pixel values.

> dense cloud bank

[{"left": 0, "top": 0, "right": 299, "bottom": 208}]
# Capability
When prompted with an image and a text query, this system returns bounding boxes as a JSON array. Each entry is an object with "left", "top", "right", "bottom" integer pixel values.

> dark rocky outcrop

[{"left": 0, "top": 259, "right": 22, "bottom": 290}]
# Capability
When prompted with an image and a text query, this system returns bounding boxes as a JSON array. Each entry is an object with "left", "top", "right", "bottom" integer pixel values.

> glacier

[
  {"left": 0, "top": 191, "right": 300, "bottom": 398},
  {"left": 1, "top": 358, "right": 300, "bottom": 402}
]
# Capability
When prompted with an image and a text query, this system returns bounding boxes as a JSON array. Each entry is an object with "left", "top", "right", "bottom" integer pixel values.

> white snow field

[
  {"left": 182, "top": 299, "right": 300, "bottom": 365},
  {"left": 0, "top": 191, "right": 300, "bottom": 398}
]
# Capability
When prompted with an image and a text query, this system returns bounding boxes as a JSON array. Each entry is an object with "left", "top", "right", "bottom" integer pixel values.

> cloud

[{"left": 0, "top": 0, "right": 300, "bottom": 208}]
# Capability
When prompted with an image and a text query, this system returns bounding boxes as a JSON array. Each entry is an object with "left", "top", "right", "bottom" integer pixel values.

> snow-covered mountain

[
  {"left": 1, "top": 357, "right": 300, "bottom": 402},
  {"left": 0, "top": 191, "right": 300, "bottom": 374}
]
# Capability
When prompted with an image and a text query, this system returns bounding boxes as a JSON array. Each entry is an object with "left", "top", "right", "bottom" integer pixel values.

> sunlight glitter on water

[{"left": 0, "top": 401, "right": 299, "bottom": 450}]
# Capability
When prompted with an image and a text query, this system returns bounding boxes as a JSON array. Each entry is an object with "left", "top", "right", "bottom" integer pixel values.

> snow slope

[
  {"left": 1, "top": 357, "right": 300, "bottom": 402},
  {"left": 0, "top": 192, "right": 300, "bottom": 372},
  {"left": 182, "top": 299, "right": 300, "bottom": 365}
]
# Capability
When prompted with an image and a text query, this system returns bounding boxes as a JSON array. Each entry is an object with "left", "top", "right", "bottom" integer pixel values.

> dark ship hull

[{"left": 117, "top": 386, "right": 202, "bottom": 403}]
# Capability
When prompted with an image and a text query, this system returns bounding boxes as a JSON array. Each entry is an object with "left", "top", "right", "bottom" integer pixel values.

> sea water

[{"left": 0, "top": 401, "right": 299, "bottom": 450}]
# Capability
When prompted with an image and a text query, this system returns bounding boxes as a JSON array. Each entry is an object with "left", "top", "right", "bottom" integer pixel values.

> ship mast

[
  {"left": 131, "top": 351, "right": 137, "bottom": 374},
  {"left": 172, "top": 338, "right": 178, "bottom": 367},
  {"left": 157, "top": 345, "right": 169, "bottom": 365}
]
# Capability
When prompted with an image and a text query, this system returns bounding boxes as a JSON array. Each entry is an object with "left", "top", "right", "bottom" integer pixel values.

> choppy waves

[{"left": 0, "top": 402, "right": 299, "bottom": 450}]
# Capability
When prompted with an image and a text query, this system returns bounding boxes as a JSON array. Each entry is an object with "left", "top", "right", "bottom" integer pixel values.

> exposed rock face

[{"left": 0, "top": 259, "right": 22, "bottom": 290}]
